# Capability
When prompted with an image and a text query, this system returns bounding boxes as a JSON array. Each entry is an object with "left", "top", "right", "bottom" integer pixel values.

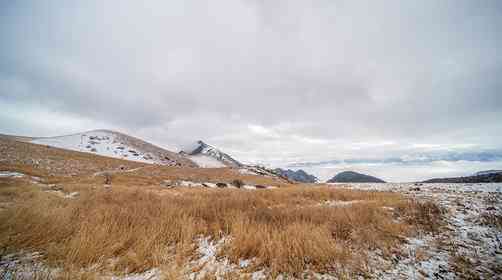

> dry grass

[
  {"left": 0, "top": 177, "right": 443, "bottom": 277},
  {"left": 480, "top": 213, "right": 502, "bottom": 229},
  {"left": 0, "top": 136, "right": 291, "bottom": 189},
  {"left": 394, "top": 200, "right": 445, "bottom": 233}
]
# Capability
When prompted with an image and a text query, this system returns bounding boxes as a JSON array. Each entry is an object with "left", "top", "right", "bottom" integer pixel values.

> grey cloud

[{"left": 1, "top": 0, "right": 502, "bottom": 180}]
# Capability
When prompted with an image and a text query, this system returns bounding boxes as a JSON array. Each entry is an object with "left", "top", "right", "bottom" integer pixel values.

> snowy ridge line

[
  {"left": 26, "top": 130, "right": 194, "bottom": 167},
  {"left": 181, "top": 140, "right": 242, "bottom": 168}
]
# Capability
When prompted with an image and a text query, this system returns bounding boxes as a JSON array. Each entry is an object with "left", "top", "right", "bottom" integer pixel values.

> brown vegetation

[
  {"left": 0, "top": 136, "right": 444, "bottom": 278},
  {"left": 0, "top": 176, "right": 443, "bottom": 278}
]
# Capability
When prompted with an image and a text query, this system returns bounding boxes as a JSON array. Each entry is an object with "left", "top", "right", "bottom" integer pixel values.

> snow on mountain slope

[
  {"left": 181, "top": 140, "right": 242, "bottom": 168},
  {"left": 187, "top": 155, "right": 227, "bottom": 168},
  {"left": 29, "top": 130, "right": 195, "bottom": 167}
]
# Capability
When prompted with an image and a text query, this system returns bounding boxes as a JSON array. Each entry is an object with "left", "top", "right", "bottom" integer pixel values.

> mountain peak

[{"left": 181, "top": 140, "right": 242, "bottom": 168}]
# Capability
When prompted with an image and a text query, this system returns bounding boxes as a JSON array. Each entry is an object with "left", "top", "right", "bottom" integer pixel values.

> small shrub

[
  {"left": 231, "top": 179, "right": 244, "bottom": 188},
  {"left": 396, "top": 200, "right": 444, "bottom": 233},
  {"left": 103, "top": 172, "right": 113, "bottom": 185},
  {"left": 480, "top": 213, "right": 502, "bottom": 229}
]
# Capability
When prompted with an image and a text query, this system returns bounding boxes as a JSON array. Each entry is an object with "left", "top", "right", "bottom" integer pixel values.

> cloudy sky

[{"left": 1, "top": 1, "right": 502, "bottom": 181}]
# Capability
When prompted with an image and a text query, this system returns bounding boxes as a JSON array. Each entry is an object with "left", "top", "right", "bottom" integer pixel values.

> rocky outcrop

[{"left": 274, "top": 168, "right": 319, "bottom": 183}]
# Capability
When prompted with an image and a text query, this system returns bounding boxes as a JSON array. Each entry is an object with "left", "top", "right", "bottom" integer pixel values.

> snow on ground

[
  {"left": 0, "top": 171, "right": 26, "bottom": 178},
  {"left": 160, "top": 179, "right": 275, "bottom": 190},
  {"left": 0, "top": 252, "right": 58, "bottom": 279},
  {"left": 238, "top": 168, "right": 257, "bottom": 175},
  {"left": 0, "top": 171, "right": 42, "bottom": 183},
  {"left": 2, "top": 181, "right": 500, "bottom": 279},
  {"left": 187, "top": 236, "right": 265, "bottom": 280},
  {"left": 44, "top": 190, "right": 79, "bottom": 199},
  {"left": 319, "top": 200, "right": 363, "bottom": 207},
  {"left": 329, "top": 182, "right": 502, "bottom": 193},
  {"left": 187, "top": 155, "right": 226, "bottom": 168},
  {"left": 111, "top": 269, "right": 160, "bottom": 280},
  {"left": 0, "top": 173, "right": 81, "bottom": 199},
  {"left": 337, "top": 182, "right": 502, "bottom": 279}
]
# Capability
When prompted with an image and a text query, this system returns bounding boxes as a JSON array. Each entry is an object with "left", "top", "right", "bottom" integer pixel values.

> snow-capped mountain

[
  {"left": 29, "top": 130, "right": 195, "bottom": 167},
  {"left": 181, "top": 140, "right": 242, "bottom": 168}
]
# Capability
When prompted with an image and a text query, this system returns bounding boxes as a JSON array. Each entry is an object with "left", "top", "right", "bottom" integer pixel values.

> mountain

[
  {"left": 15, "top": 130, "right": 196, "bottom": 167},
  {"left": 423, "top": 172, "right": 502, "bottom": 183},
  {"left": 327, "top": 171, "right": 386, "bottom": 183},
  {"left": 180, "top": 140, "right": 242, "bottom": 168},
  {"left": 474, "top": 170, "right": 502, "bottom": 176},
  {"left": 274, "top": 168, "right": 319, "bottom": 183}
]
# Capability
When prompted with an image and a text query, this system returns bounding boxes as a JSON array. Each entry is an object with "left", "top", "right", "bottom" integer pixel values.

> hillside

[
  {"left": 423, "top": 172, "right": 502, "bottom": 183},
  {"left": 327, "top": 171, "right": 386, "bottom": 183},
  {"left": 274, "top": 168, "right": 319, "bottom": 183},
  {"left": 0, "top": 135, "right": 291, "bottom": 188},
  {"left": 474, "top": 170, "right": 502, "bottom": 176},
  {"left": 9, "top": 130, "right": 196, "bottom": 167},
  {"left": 181, "top": 140, "right": 242, "bottom": 168},
  {"left": 1, "top": 132, "right": 499, "bottom": 279},
  {"left": 0, "top": 137, "right": 447, "bottom": 279}
]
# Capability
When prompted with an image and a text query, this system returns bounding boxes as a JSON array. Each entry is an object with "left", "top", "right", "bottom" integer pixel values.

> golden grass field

[{"left": 0, "top": 138, "right": 444, "bottom": 279}]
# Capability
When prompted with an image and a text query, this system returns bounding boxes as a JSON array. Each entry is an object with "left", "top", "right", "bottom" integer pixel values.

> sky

[{"left": 1, "top": 1, "right": 502, "bottom": 181}]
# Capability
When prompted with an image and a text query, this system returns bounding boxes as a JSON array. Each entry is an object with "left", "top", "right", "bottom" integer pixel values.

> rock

[
  {"left": 48, "top": 184, "right": 63, "bottom": 191},
  {"left": 66, "top": 192, "right": 79, "bottom": 198},
  {"left": 161, "top": 180, "right": 175, "bottom": 188}
]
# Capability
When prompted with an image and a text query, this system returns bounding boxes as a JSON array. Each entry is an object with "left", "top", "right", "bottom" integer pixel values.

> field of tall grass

[{"left": 0, "top": 178, "right": 443, "bottom": 279}]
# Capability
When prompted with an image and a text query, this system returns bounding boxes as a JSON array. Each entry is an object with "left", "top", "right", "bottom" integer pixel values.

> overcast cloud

[{"left": 1, "top": 1, "right": 502, "bottom": 181}]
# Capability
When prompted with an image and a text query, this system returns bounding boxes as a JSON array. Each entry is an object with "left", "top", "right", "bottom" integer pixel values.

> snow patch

[
  {"left": 30, "top": 130, "right": 179, "bottom": 166},
  {"left": 0, "top": 171, "right": 26, "bottom": 178},
  {"left": 187, "top": 155, "right": 226, "bottom": 168},
  {"left": 320, "top": 200, "right": 363, "bottom": 207}
]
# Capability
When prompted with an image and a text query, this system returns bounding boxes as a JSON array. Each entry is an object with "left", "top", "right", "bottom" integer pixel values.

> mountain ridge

[
  {"left": 181, "top": 140, "right": 242, "bottom": 168},
  {"left": 423, "top": 172, "right": 502, "bottom": 183},
  {"left": 3, "top": 129, "right": 196, "bottom": 167},
  {"left": 274, "top": 168, "right": 319, "bottom": 183},
  {"left": 474, "top": 170, "right": 502, "bottom": 176}
]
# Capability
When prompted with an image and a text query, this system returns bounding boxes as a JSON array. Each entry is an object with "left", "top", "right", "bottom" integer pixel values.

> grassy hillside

[{"left": 0, "top": 137, "right": 443, "bottom": 279}]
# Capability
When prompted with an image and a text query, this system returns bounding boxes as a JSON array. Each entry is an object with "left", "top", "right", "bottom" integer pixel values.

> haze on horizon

[{"left": 1, "top": 1, "right": 501, "bottom": 182}]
